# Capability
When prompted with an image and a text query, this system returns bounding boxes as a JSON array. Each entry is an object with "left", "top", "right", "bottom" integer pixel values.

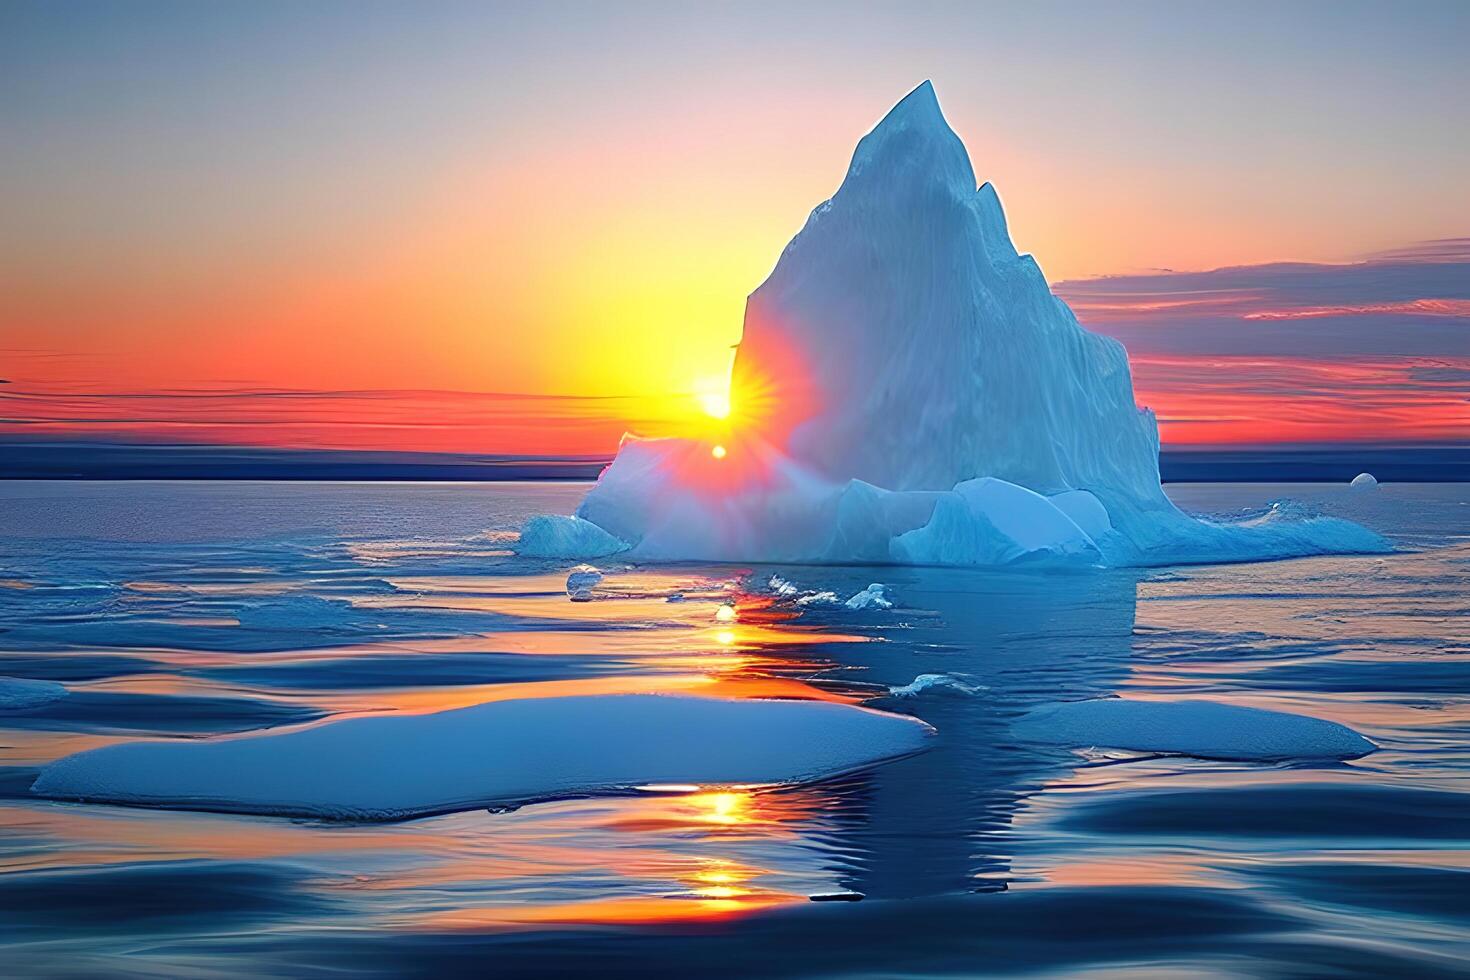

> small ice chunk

[
  {"left": 888, "top": 673, "right": 985, "bottom": 698},
  {"left": 565, "top": 564, "right": 603, "bottom": 602},
  {"left": 1013, "top": 698, "right": 1375, "bottom": 761},
  {"left": 1350, "top": 472, "right": 1378, "bottom": 489},
  {"left": 33, "top": 694, "right": 934, "bottom": 821},
  {"left": 768, "top": 575, "right": 800, "bottom": 597},
  {"left": 0, "top": 676, "right": 68, "bottom": 710},
  {"left": 769, "top": 575, "right": 842, "bottom": 607},
  {"left": 845, "top": 583, "right": 892, "bottom": 610},
  {"left": 516, "top": 515, "right": 629, "bottom": 559}
]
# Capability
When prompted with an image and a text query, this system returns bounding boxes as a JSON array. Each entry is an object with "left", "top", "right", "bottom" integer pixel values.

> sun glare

[
  {"left": 711, "top": 444, "right": 727, "bottom": 459},
  {"left": 694, "top": 375, "right": 733, "bottom": 420},
  {"left": 699, "top": 391, "right": 732, "bottom": 419}
]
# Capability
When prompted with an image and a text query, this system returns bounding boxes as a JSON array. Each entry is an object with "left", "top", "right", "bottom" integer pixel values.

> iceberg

[
  {"left": 1013, "top": 698, "right": 1375, "bottom": 761},
  {"left": 542, "top": 82, "right": 1389, "bottom": 567},
  {"left": 1351, "top": 472, "right": 1378, "bottom": 489},
  {"left": 32, "top": 693, "right": 933, "bottom": 821}
]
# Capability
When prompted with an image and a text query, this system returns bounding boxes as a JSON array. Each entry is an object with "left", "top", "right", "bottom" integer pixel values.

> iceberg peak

[
  {"left": 842, "top": 80, "right": 976, "bottom": 197},
  {"left": 883, "top": 79, "right": 945, "bottom": 128}
]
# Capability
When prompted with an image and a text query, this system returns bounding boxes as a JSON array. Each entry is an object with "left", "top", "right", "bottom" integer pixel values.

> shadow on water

[{"left": 762, "top": 563, "right": 1143, "bottom": 901}]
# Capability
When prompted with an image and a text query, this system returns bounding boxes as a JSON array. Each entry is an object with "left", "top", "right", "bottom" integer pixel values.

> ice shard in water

[{"left": 541, "top": 82, "right": 1388, "bottom": 566}]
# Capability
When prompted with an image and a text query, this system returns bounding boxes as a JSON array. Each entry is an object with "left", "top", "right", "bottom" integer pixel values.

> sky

[{"left": 2, "top": 0, "right": 1467, "bottom": 454}]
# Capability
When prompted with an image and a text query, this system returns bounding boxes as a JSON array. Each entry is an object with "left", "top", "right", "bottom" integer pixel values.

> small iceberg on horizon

[
  {"left": 1013, "top": 698, "right": 1375, "bottom": 762},
  {"left": 32, "top": 694, "right": 933, "bottom": 821},
  {"left": 1351, "top": 472, "right": 1379, "bottom": 489}
]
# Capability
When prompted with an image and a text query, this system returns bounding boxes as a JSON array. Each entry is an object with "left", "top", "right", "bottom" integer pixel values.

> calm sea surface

[{"left": 0, "top": 481, "right": 1466, "bottom": 977}]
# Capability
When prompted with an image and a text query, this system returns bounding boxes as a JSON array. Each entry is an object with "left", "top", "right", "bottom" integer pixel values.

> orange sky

[{"left": 3, "top": 3, "right": 1467, "bottom": 453}]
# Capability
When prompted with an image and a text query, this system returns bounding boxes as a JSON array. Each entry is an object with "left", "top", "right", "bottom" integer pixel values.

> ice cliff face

[
  {"left": 534, "top": 82, "right": 1388, "bottom": 567},
  {"left": 737, "top": 81, "right": 1163, "bottom": 509}
]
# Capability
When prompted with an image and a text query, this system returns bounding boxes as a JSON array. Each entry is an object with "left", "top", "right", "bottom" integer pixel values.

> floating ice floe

[
  {"left": 565, "top": 564, "right": 603, "bottom": 602},
  {"left": 515, "top": 515, "right": 629, "bottom": 559},
  {"left": 1350, "top": 472, "right": 1379, "bottom": 489},
  {"left": 768, "top": 575, "right": 800, "bottom": 597},
  {"left": 32, "top": 694, "right": 934, "bottom": 821},
  {"left": 519, "top": 82, "right": 1389, "bottom": 568},
  {"left": 765, "top": 575, "right": 840, "bottom": 607},
  {"left": 887, "top": 673, "right": 985, "bottom": 698},
  {"left": 1013, "top": 698, "right": 1375, "bottom": 761},
  {"left": 0, "top": 676, "right": 68, "bottom": 711},
  {"left": 844, "top": 583, "right": 893, "bottom": 610}
]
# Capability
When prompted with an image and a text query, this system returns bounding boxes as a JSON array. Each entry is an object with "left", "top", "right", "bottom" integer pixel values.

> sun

[
  {"left": 710, "top": 444, "right": 727, "bottom": 460},
  {"left": 693, "top": 376, "right": 732, "bottom": 420},
  {"left": 697, "top": 390, "right": 731, "bottom": 420}
]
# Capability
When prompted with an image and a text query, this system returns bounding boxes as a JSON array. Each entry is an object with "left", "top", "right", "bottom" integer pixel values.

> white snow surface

[
  {"left": 32, "top": 694, "right": 934, "bottom": 821},
  {"left": 546, "top": 82, "right": 1389, "bottom": 567},
  {"left": 1351, "top": 472, "right": 1379, "bottom": 489},
  {"left": 0, "top": 676, "right": 68, "bottom": 710},
  {"left": 516, "top": 515, "right": 629, "bottom": 559},
  {"left": 1013, "top": 698, "right": 1375, "bottom": 761}
]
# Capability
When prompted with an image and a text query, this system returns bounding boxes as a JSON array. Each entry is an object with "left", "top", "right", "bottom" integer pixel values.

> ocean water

[{"left": 0, "top": 480, "right": 1466, "bottom": 977}]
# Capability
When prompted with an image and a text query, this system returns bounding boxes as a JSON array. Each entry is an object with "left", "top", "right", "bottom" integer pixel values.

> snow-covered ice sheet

[
  {"left": 1013, "top": 698, "right": 1375, "bottom": 761},
  {"left": 526, "top": 82, "right": 1389, "bottom": 568},
  {"left": 32, "top": 694, "right": 934, "bottom": 821}
]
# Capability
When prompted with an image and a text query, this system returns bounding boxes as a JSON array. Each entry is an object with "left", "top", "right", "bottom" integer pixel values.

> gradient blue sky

[{"left": 2, "top": 1, "right": 1466, "bottom": 449}]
